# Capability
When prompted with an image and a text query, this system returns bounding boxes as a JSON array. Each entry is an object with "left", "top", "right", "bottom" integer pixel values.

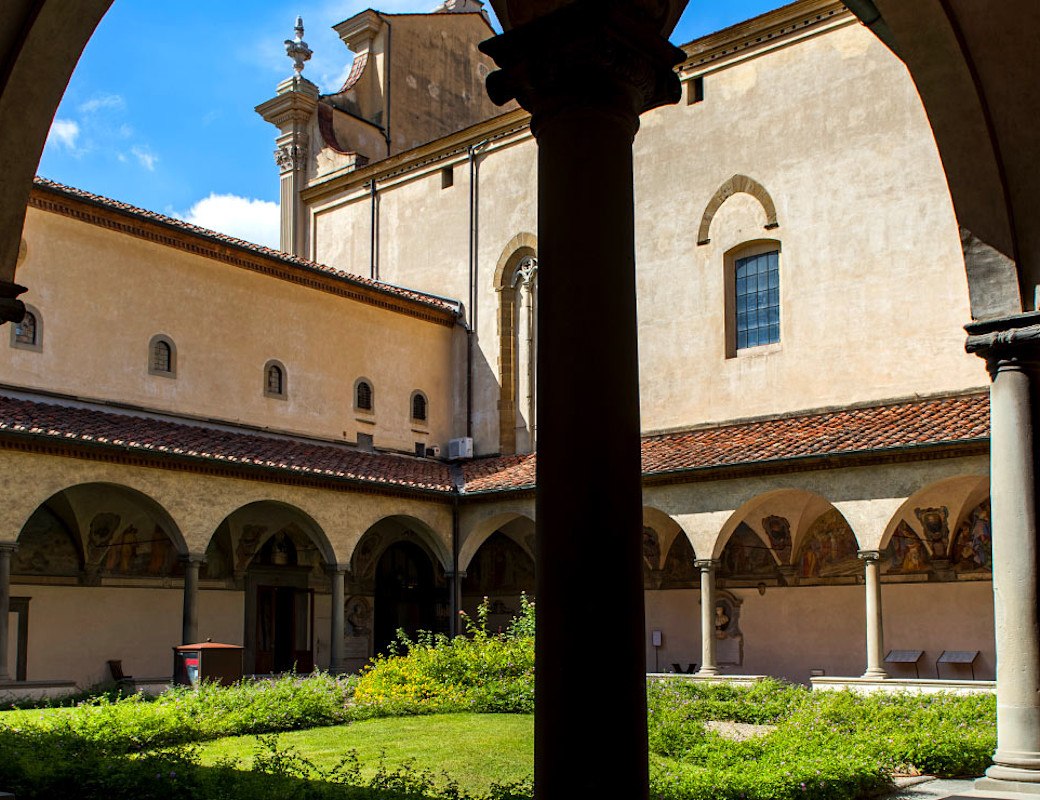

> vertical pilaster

[
  {"left": 480, "top": 7, "right": 684, "bottom": 799},
  {"left": 330, "top": 566, "right": 347, "bottom": 673},
  {"left": 0, "top": 543, "right": 16, "bottom": 682},
  {"left": 696, "top": 559, "right": 719, "bottom": 677},
  {"left": 858, "top": 550, "right": 887, "bottom": 679},
  {"left": 181, "top": 555, "right": 204, "bottom": 646},
  {"left": 967, "top": 313, "right": 1040, "bottom": 793}
]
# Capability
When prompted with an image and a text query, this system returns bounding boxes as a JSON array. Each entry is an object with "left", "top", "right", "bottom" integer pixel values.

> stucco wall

[
  {"left": 7, "top": 208, "right": 458, "bottom": 455},
  {"left": 645, "top": 580, "right": 995, "bottom": 684}
]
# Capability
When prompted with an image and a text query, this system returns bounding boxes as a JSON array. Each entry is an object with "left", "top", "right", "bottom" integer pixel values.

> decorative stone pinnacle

[{"left": 285, "top": 16, "right": 313, "bottom": 78}]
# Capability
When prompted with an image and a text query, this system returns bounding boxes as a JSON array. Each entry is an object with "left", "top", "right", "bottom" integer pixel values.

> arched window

[
  {"left": 355, "top": 379, "right": 374, "bottom": 412},
  {"left": 493, "top": 234, "right": 538, "bottom": 455},
  {"left": 264, "top": 360, "right": 287, "bottom": 399},
  {"left": 411, "top": 391, "right": 428, "bottom": 423},
  {"left": 148, "top": 334, "right": 176, "bottom": 377},
  {"left": 10, "top": 305, "right": 42, "bottom": 351}
]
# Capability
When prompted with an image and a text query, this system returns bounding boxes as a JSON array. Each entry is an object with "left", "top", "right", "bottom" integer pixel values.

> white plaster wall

[{"left": 645, "top": 588, "right": 701, "bottom": 672}]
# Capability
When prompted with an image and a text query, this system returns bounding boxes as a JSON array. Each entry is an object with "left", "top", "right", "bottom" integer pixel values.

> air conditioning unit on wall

[{"left": 448, "top": 437, "right": 474, "bottom": 460}]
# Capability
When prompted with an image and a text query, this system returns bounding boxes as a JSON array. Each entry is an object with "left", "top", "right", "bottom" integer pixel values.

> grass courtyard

[{"left": 0, "top": 603, "right": 996, "bottom": 799}]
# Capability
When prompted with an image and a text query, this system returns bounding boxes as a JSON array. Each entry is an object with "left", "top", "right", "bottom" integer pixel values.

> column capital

[
  {"left": 327, "top": 563, "right": 350, "bottom": 576},
  {"left": 179, "top": 552, "right": 206, "bottom": 566},
  {"left": 445, "top": 570, "right": 468, "bottom": 579},
  {"left": 478, "top": 0, "right": 685, "bottom": 138},
  {"left": 0, "top": 542, "right": 19, "bottom": 556},
  {"left": 857, "top": 549, "right": 883, "bottom": 562},
  {"left": 694, "top": 558, "right": 719, "bottom": 571},
  {"left": 965, "top": 311, "right": 1040, "bottom": 377},
  {"left": 0, "top": 281, "right": 27, "bottom": 325}
]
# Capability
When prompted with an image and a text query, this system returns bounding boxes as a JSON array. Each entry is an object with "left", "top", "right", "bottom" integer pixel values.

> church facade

[{"left": 0, "top": 0, "right": 992, "bottom": 693}]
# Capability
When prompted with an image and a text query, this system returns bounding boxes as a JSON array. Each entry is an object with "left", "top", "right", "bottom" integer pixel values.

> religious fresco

[
  {"left": 234, "top": 524, "right": 267, "bottom": 571},
  {"left": 14, "top": 506, "right": 82, "bottom": 576},
  {"left": 86, "top": 513, "right": 121, "bottom": 565},
  {"left": 795, "top": 509, "right": 859, "bottom": 578},
  {"left": 884, "top": 519, "right": 931, "bottom": 573},
  {"left": 99, "top": 524, "right": 178, "bottom": 576},
  {"left": 642, "top": 526, "right": 661, "bottom": 569},
  {"left": 661, "top": 532, "right": 698, "bottom": 585},
  {"left": 464, "top": 532, "right": 535, "bottom": 595},
  {"left": 719, "top": 523, "right": 776, "bottom": 577},
  {"left": 951, "top": 499, "right": 992, "bottom": 573},
  {"left": 762, "top": 515, "right": 792, "bottom": 563},
  {"left": 202, "top": 526, "right": 233, "bottom": 579},
  {"left": 915, "top": 506, "right": 950, "bottom": 558}
]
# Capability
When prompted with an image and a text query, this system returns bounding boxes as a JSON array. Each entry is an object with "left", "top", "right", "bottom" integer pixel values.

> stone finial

[{"left": 285, "top": 16, "right": 313, "bottom": 78}]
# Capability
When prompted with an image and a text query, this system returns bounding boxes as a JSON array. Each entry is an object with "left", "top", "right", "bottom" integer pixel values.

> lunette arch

[{"left": 696, "top": 174, "right": 779, "bottom": 246}]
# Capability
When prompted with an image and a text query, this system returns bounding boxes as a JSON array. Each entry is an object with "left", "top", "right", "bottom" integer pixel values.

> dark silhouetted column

[
  {"left": 968, "top": 313, "right": 1040, "bottom": 793},
  {"left": 480, "top": 6, "right": 684, "bottom": 798}
]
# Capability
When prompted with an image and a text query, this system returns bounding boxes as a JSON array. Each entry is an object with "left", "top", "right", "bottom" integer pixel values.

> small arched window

[
  {"left": 356, "top": 380, "right": 373, "bottom": 412},
  {"left": 148, "top": 334, "right": 176, "bottom": 377},
  {"left": 10, "top": 305, "right": 42, "bottom": 352},
  {"left": 264, "top": 360, "right": 287, "bottom": 399},
  {"left": 411, "top": 391, "right": 428, "bottom": 423}
]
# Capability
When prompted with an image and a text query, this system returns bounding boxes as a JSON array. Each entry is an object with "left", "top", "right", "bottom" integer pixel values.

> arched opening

[
  {"left": 461, "top": 528, "right": 535, "bottom": 630},
  {"left": 494, "top": 234, "right": 538, "bottom": 454},
  {"left": 374, "top": 540, "right": 438, "bottom": 652},
  {"left": 208, "top": 500, "right": 334, "bottom": 675}
]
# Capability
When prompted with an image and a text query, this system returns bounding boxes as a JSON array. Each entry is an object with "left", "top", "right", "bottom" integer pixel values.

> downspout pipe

[
  {"left": 467, "top": 140, "right": 490, "bottom": 438},
  {"left": 369, "top": 178, "right": 378, "bottom": 281}
]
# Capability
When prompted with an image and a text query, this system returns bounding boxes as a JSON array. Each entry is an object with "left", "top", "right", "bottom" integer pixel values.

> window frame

[
  {"left": 354, "top": 377, "right": 375, "bottom": 415},
  {"left": 410, "top": 390, "right": 429, "bottom": 428},
  {"left": 148, "top": 334, "right": 177, "bottom": 378},
  {"left": 263, "top": 359, "right": 288, "bottom": 400},
  {"left": 724, "top": 240, "right": 782, "bottom": 359},
  {"left": 10, "top": 304, "right": 42, "bottom": 352}
]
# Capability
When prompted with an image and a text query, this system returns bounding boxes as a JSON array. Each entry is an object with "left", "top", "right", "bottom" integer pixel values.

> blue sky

[{"left": 39, "top": 0, "right": 784, "bottom": 248}]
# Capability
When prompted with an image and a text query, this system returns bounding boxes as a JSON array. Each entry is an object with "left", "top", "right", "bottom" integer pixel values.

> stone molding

[
  {"left": 479, "top": 0, "right": 685, "bottom": 137},
  {"left": 696, "top": 174, "right": 780, "bottom": 246},
  {"left": 275, "top": 143, "right": 307, "bottom": 174},
  {"left": 965, "top": 311, "right": 1040, "bottom": 376},
  {"left": 694, "top": 558, "right": 720, "bottom": 570},
  {"left": 857, "top": 549, "right": 882, "bottom": 562}
]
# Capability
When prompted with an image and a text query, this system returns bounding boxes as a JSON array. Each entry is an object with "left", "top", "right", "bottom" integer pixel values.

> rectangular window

[
  {"left": 687, "top": 76, "right": 704, "bottom": 105},
  {"left": 734, "top": 250, "right": 780, "bottom": 350},
  {"left": 441, "top": 166, "right": 454, "bottom": 189}
]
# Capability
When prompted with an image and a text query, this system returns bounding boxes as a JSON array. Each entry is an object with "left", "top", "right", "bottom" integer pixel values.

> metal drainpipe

[
  {"left": 450, "top": 493, "right": 460, "bottom": 638},
  {"left": 369, "top": 179, "right": 378, "bottom": 281},
  {"left": 379, "top": 14, "right": 392, "bottom": 157},
  {"left": 467, "top": 140, "right": 490, "bottom": 439}
]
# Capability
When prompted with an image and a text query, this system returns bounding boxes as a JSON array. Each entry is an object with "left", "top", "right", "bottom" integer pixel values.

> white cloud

[
  {"left": 132, "top": 146, "right": 158, "bottom": 171},
  {"left": 79, "top": 94, "right": 125, "bottom": 114},
  {"left": 178, "top": 194, "right": 280, "bottom": 249},
  {"left": 47, "top": 119, "right": 80, "bottom": 151}
]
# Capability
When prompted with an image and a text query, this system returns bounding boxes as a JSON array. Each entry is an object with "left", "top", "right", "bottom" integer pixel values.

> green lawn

[{"left": 197, "top": 713, "right": 534, "bottom": 794}]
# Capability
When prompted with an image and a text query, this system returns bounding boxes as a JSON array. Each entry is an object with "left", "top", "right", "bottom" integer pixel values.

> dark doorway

[
  {"left": 255, "top": 586, "right": 314, "bottom": 674},
  {"left": 374, "top": 541, "right": 438, "bottom": 654}
]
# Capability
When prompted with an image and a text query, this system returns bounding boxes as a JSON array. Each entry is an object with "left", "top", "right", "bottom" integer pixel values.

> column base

[
  {"left": 861, "top": 668, "right": 889, "bottom": 680},
  {"left": 975, "top": 777, "right": 1040, "bottom": 796},
  {"left": 696, "top": 668, "right": 719, "bottom": 677}
]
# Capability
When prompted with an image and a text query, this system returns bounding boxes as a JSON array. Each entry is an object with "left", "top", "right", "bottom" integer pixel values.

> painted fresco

[
  {"left": 86, "top": 512, "right": 121, "bottom": 565},
  {"left": 795, "top": 509, "right": 859, "bottom": 578},
  {"left": 951, "top": 499, "right": 992, "bottom": 573},
  {"left": 915, "top": 506, "right": 950, "bottom": 558},
  {"left": 202, "top": 526, "right": 233, "bottom": 579},
  {"left": 762, "top": 515, "right": 792, "bottom": 563},
  {"left": 14, "top": 506, "right": 82, "bottom": 576},
  {"left": 100, "top": 524, "right": 178, "bottom": 576},
  {"left": 464, "top": 531, "right": 535, "bottom": 595},
  {"left": 662, "top": 532, "right": 698, "bottom": 584},
  {"left": 884, "top": 519, "right": 931, "bottom": 573},
  {"left": 234, "top": 524, "right": 268, "bottom": 571},
  {"left": 719, "top": 523, "right": 776, "bottom": 577},
  {"left": 642, "top": 526, "right": 661, "bottom": 569}
]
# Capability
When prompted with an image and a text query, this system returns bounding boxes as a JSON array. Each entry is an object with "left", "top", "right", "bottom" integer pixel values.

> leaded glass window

[
  {"left": 735, "top": 250, "right": 780, "bottom": 350},
  {"left": 356, "top": 381, "right": 373, "bottom": 411},
  {"left": 266, "top": 363, "right": 284, "bottom": 395},
  {"left": 152, "top": 339, "right": 172, "bottom": 373},
  {"left": 14, "top": 312, "right": 36, "bottom": 346},
  {"left": 412, "top": 392, "right": 427, "bottom": 422}
]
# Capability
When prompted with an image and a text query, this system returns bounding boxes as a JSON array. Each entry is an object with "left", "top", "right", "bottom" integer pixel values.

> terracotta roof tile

[
  {"left": 0, "top": 392, "right": 989, "bottom": 496},
  {"left": 460, "top": 393, "right": 989, "bottom": 493},
  {"left": 31, "top": 178, "right": 459, "bottom": 315},
  {"left": 0, "top": 395, "right": 454, "bottom": 492}
]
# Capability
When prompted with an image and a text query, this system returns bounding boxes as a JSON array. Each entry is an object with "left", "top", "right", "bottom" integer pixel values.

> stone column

[
  {"left": 330, "top": 566, "right": 347, "bottom": 673},
  {"left": 0, "top": 543, "right": 16, "bottom": 682},
  {"left": 967, "top": 313, "right": 1040, "bottom": 793},
  {"left": 480, "top": 6, "right": 684, "bottom": 799},
  {"left": 696, "top": 559, "right": 719, "bottom": 677},
  {"left": 858, "top": 550, "right": 887, "bottom": 679},
  {"left": 181, "top": 555, "right": 204, "bottom": 645}
]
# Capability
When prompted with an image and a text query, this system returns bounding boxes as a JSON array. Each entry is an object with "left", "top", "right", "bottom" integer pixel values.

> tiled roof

[
  {"left": 30, "top": 178, "right": 459, "bottom": 315},
  {"left": 0, "top": 395, "right": 454, "bottom": 492},
  {"left": 0, "top": 392, "right": 988, "bottom": 496},
  {"left": 461, "top": 393, "right": 990, "bottom": 493}
]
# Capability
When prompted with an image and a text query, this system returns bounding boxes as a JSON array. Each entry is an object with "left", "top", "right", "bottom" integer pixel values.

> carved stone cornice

[
  {"left": 479, "top": 0, "right": 685, "bottom": 138},
  {"left": 0, "top": 281, "right": 27, "bottom": 325},
  {"left": 965, "top": 311, "right": 1040, "bottom": 377}
]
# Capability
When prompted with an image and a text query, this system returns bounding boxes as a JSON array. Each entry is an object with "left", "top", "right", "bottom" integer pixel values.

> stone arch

[
  {"left": 642, "top": 506, "right": 688, "bottom": 571},
  {"left": 494, "top": 232, "right": 538, "bottom": 455},
  {"left": 459, "top": 511, "right": 535, "bottom": 572},
  {"left": 697, "top": 175, "right": 779, "bottom": 246},
  {"left": 206, "top": 499, "right": 336, "bottom": 578},
  {"left": 350, "top": 514, "right": 452, "bottom": 577}
]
